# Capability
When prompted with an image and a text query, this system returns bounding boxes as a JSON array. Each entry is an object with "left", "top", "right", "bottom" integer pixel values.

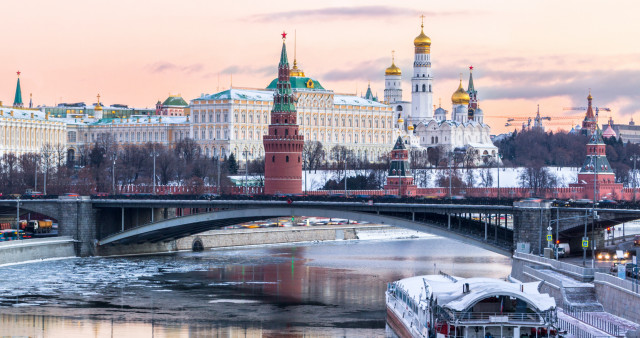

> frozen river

[{"left": 0, "top": 237, "right": 511, "bottom": 337}]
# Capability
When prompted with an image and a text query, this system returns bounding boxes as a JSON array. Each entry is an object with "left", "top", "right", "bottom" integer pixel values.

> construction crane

[
  {"left": 563, "top": 106, "right": 611, "bottom": 118},
  {"left": 491, "top": 104, "right": 583, "bottom": 130}
]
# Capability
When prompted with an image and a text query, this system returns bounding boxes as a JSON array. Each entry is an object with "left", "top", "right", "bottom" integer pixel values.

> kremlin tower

[
  {"left": 263, "top": 32, "right": 304, "bottom": 195},
  {"left": 384, "top": 137, "right": 417, "bottom": 196},
  {"left": 581, "top": 91, "right": 597, "bottom": 136},
  {"left": 13, "top": 71, "right": 23, "bottom": 108},
  {"left": 384, "top": 51, "right": 402, "bottom": 104},
  {"left": 410, "top": 16, "right": 434, "bottom": 124},
  {"left": 570, "top": 124, "right": 623, "bottom": 200}
]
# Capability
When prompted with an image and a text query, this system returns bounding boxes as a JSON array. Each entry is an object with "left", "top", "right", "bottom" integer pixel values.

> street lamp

[
  {"left": 243, "top": 150, "right": 250, "bottom": 194},
  {"left": 150, "top": 149, "right": 159, "bottom": 195},
  {"left": 631, "top": 155, "right": 639, "bottom": 203},
  {"left": 497, "top": 153, "right": 503, "bottom": 200}
]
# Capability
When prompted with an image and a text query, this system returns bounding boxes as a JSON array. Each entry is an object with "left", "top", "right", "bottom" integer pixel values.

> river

[{"left": 0, "top": 236, "right": 511, "bottom": 337}]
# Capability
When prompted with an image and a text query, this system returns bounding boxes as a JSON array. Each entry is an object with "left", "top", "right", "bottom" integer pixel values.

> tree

[
  {"left": 479, "top": 168, "right": 494, "bottom": 188},
  {"left": 519, "top": 165, "right": 557, "bottom": 193},
  {"left": 303, "top": 141, "right": 325, "bottom": 173},
  {"left": 226, "top": 153, "right": 239, "bottom": 175}
]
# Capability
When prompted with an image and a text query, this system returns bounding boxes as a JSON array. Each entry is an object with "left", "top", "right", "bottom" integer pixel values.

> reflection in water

[{"left": 0, "top": 237, "right": 511, "bottom": 337}]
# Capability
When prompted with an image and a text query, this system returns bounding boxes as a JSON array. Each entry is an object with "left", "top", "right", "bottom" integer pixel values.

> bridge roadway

[{"left": 95, "top": 200, "right": 516, "bottom": 256}]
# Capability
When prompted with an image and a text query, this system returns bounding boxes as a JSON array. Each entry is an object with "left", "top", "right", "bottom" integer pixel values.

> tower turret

[
  {"left": 581, "top": 91, "right": 597, "bottom": 136},
  {"left": 263, "top": 32, "right": 304, "bottom": 195},
  {"left": 384, "top": 51, "right": 402, "bottom": 104},
  {"left": 94, "top": 93, "right": 103, "bottom": 119},
  {"left": 410, "top": 15, "right": 434, "bottom": 123},
  {"left": 384, "top": 137, "right": 417, "bottom": 196},
  {"left": 13, "top": 71, "right": 23, "bottom": 108}
]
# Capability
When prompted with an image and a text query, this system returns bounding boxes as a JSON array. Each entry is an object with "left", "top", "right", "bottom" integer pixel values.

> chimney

[
  {"left": 30, "top": 112, "right": 34, "bottom": 119},
  {"left": 45, "top": 112, "right": 49, "bottom": 120},
  {"left": 463, "top": 283, "right": 470, "bottom": 294},
  {"left": 159, "top": 116, "right": 162, "bottom": 123}
]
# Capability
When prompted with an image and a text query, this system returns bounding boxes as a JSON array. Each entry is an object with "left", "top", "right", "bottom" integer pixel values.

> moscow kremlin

[{"left": 3, "top": 4, "right": 640, "bottom": 338}]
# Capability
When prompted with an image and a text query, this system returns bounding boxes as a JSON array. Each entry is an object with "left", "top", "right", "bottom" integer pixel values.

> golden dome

[
  {"left": 451, "top": 79, "right": 470, "bottom": 105},
  {"left": 290, "top": 59, "right": 305, "bottom": 77},
  {"left": 414, "top": 30, "right": 431, "bottom": 47},
  {"left": 587, "top": 90, "right": 593, "bottom": 100},
  {"left": 397, "top": 118, "right": 404, "bottom": 124},
  {"left": 408, "top": 125, "right": 414, "bottom": 131},
  {"left": 385, "top": 62, "right": 401, "bottom": 76},
  {"left": 95, "top": 93, "right": 103, "bottom": 111}
]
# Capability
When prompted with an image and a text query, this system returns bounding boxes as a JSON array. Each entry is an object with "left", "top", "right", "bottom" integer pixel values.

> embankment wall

[{"left": 0, "top": 237, "right": 76, "bottom": 265}]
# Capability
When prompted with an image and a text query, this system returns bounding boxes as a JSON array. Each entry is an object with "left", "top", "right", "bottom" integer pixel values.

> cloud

[
  {"left": 321, "top": 57, "right": 389, "bottom": 82},
  {"left": 251, "top": 6, "right": 469, "bottom": 22},
  {"left": 149, "top": 62, "right": 205, "bottom": 74},
  {"left": 479, "top": 69, "right": 640, "bottom": 115}
]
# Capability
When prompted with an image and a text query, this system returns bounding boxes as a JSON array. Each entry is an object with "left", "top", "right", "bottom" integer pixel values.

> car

[
  {"left": 64, "top": 192, "right": 80, "bottom": 197},
  {"left": 634, "top": 235, "right": 640, "bottom": 247}
]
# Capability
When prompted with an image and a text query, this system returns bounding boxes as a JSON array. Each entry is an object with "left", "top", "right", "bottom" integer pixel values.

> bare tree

[{"left": 303, "top": 141, "right": 325, "bottom": 173}]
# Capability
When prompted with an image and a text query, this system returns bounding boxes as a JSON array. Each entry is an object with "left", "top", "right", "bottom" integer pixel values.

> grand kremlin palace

[
  {"left": 0, "top": 105, "right": 66, "bottom": 158},
  {"left": 190, "top": 71, "right": 395, "bottom": 161}
]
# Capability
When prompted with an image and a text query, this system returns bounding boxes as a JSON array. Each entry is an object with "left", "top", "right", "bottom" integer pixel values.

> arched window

[
  {"left": 422, "top": 84, "right": 426, "bottom": 92},
  {"left": 415, "top": 85, "right": 418, "bottom": 92},
  {"left": 286, "top": 155, "right": 289, "bottom": 162},
  {"left": 429, "top": 84, "right": 432, "bottom": 92},
  {"left": 275, "top": 129, "right": 278, "bottom": 135},
  {"left": 285, "top": 129, "right": 289, "bottom": 136},
  {"left": 272, "top": 155, "right": 275, "bottom": 162}
]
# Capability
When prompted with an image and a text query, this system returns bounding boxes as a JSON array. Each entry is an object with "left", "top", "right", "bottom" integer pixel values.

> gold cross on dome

[
  {"left": 420, "top": 14, "right": 425, "bottom": 27},
  {"left": 392, "top": 50, "right": 395, "bottom": 62}
]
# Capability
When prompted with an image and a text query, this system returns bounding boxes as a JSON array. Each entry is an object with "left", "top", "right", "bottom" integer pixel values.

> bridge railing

[
  {"left": 594, "top": 272, "right": 640, "bottom": 294},
  {"left": 513, "top": 252, "right": 609, "bottom": 280}
]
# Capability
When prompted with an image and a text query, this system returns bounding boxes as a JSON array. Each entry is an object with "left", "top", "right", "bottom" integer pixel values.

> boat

[{"left": 386, "top": 273, "right": 557, "bottom": 338}]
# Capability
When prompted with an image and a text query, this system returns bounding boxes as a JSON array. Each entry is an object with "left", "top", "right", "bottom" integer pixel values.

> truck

[{"left": 26, "top": 220, "right": 53, "bottom": 233}]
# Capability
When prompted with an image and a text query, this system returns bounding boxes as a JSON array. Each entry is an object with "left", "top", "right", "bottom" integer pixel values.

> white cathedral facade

[{"left": 384, "top": 20, "right": 499, "bottom": 166}]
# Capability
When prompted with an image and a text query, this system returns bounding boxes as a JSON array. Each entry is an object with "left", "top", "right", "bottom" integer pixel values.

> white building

[
  {"left": 384, "top": 20, "right": 499, "bottom": 165},
  {"left": 0, "top": 106, "right": 66, "bottom": 158},
  {"left": 190, "top": 55, "right": 396, "bottom": 163}
]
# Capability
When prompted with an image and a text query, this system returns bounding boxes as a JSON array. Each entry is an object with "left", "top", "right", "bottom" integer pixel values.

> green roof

[
  {"left": 266, "top": 76, "right": 325, "bottom": 91},
  {"left": 162, "top": 96, "right": 188, "bottom": 107},
  {"left": 14, "top": 78, "right": 23, "bottom": 106}
]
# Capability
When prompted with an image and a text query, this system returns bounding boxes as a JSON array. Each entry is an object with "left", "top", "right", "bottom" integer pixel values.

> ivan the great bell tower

[{"left": 263, "top": 32, "right": 304, "bottom": 194}]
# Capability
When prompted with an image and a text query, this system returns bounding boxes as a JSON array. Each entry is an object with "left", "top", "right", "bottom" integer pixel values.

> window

[
  {"left": 415, "top": 84, "right": 418, "bottom": 92},
  {"left": 422, "top": 84, "right": 426, "bottom": 92},
  {"left": 194, "top": 115, "right": 198, "bottom": 123},
  {"left": 286, "top": 155, "right": 289, "bottom": 162},
  {"left": 216, "top": 113, "right": 221, "bottom": 122},
  {"left": 272, "top": 155, "right": 275, "bottom": 162}
]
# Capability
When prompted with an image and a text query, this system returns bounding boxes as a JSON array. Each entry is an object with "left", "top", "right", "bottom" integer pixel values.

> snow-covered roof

[
  {"left": 194, "top": 88, "right": 274, "bottom": 102},
  {"left": 394, "top": 275, "right": 555, "bottom": 313},
  {"left": 50, "top": 116, "right": 188, "bottom": 126},
  {"left": 193, "top": 88, "right": 389, "bottom": 108},
  {"left": 0, "top": 107, "right": 50, "bottom": 121},
  {"left": 467, "top": 142, "right": 498, "bottom": 149},
  {"left": 333, "top": 94, "right": 388, "bottom": 108}
]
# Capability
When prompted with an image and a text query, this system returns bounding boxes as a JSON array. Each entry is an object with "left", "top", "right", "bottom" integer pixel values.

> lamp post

[
  {"left": 449, "top": 154, "right": 453, "bottom": 201},
  {"left": 34, "top": 154, "right": 38, "bottom": 192},
  {"left": 243, "top": 150, "right": 250, "bottom": 194},
  {"left": 344, "top": 151, "right": 348, "bottom": 196},
  {"left": 631, "top": 155, "right": 639, "bottom": 203},
  {"left": 497, "top": 153, "right": 503, "bottom": 200},
  {"left": 111, "top": 152, "right": 118, "bottom": 195},
  {"left": 150, "top": 149, "right": 158, "bottom": 195},
  {"left": 216, "top": 155, "right": 221, "bottom": 194}
]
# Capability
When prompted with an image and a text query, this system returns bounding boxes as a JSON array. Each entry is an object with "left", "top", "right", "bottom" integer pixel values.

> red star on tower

[
  {"left": 281, "top": 31, "right": 287, "bottom": 40},
  {"left": 16, "top": 71, "right": 21, "bottom": 76},
  {"left": 469, "top": 66, "right": 473, "bottom": 71}
]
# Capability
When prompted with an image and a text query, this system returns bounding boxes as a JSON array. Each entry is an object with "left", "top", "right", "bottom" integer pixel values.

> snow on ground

[
  {"left": 354, "top": 227, "right": 435, "bottom": 241},
  {"left": 301, "top": 167, "right": 581, "bottom": 191}
]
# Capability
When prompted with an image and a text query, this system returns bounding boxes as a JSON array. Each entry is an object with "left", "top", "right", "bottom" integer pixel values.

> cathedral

[{"left": 384, "top": 19, "right": 499, "bottom": 166}]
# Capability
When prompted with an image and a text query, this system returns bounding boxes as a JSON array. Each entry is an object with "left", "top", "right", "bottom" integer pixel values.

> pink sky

[{"left": 2, "top": 1, "right": 639, "bottom": 134}]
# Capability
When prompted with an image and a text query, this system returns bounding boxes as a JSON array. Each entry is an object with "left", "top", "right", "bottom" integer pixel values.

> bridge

[{"left": 2, "top": 198, "right": 640, "bottom": 257}]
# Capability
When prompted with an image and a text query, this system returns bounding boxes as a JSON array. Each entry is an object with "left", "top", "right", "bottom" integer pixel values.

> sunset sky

[{"left": 2, "top": 0, "right": 639, "bottom": 133}]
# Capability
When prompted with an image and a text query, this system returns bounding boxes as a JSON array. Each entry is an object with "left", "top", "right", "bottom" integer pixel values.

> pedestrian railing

[
  {"left": 594, "top": 272, "right": 640, "bottom": 294},
  {"left": 557, "top": 318, "right": 610, "bottom": 338},
  {"left": 564, "top": 308, "right": 621, "bottom": 337}
]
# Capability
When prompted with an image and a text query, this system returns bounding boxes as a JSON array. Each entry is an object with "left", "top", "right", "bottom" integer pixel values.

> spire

[
  {"left": 468, "top": 66, "right": 475, "bottom": 92},
  {"left": 13, "top": 71, "right": 23, "bottom": 108},
  {"left": 467, "top": 66, "right": 478, "bottom": 109},
  {"left": 273, "top": 32, "right": 295, "bottom": 113},
  {"left": 585, "top": 89, "right": 594, "bottom": 119},
  {"left": 29, "top": 93, "right": 33, "bottom": 109},
  {"left": 364, "top": 81, "right": 375, "bottom": 100},
  {"left": 289, "top": 30, "right": 305, "bottom": 77}
]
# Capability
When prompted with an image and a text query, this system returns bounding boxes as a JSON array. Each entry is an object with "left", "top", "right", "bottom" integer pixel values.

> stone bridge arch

[{"left": 99, "top": 206, "right": 512, "bottom": 256}]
